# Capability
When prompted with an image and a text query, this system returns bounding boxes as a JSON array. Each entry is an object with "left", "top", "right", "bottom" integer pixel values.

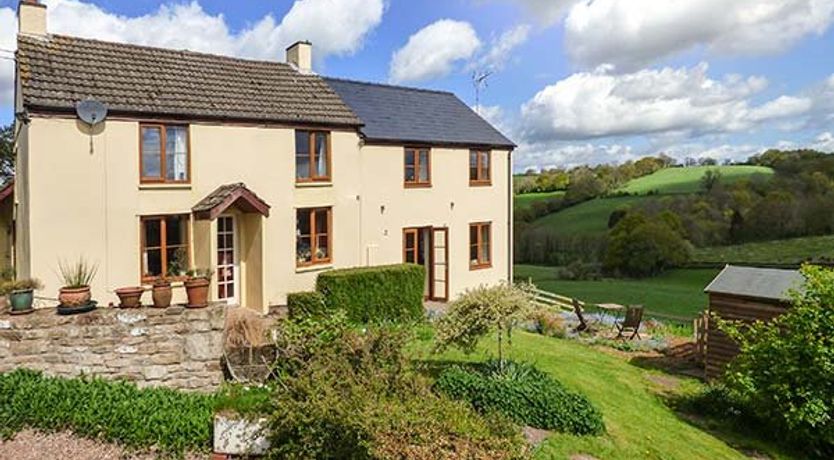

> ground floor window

[
  {"left": 296, "top": 207, "right": 332, "bottom": 266},
  {"left": 141, "top": 215, "right": 190, "bottom": 282},
  {"left": 469, "top": 222, "right": 492, "bottom": 269}
]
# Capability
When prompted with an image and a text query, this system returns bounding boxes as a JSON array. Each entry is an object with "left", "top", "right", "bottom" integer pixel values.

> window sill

[
  {"left": 295, "top": 264, "right": 333, "bottom": 274},
  {"left": 404, "top": 183, "right": 432, "bottom": 189},
  {"left": 139, "top": 183, "right": 192, "bottom": 191},
  {"left": 469, "top": 181, "right": 492, "bottom": 187},
  {"left": 470, "top": 263, "right": 492, "bottom": 271},
  {"left": 295, "top": 181, "right": 333, "bottom": 188}
]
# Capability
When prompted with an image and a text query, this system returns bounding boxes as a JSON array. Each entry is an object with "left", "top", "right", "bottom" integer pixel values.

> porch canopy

[{"left": 192, "top": 183, "right": 270, "bottom": 220}]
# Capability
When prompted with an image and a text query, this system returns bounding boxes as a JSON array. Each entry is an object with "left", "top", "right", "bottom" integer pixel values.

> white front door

[{"left": 217, "top": 215, "right": 239, "bottom": 304}]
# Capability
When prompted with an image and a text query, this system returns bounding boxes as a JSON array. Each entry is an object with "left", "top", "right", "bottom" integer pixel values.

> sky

[{"left": 1, "top": 0, "right": 833, "bottom": 172}]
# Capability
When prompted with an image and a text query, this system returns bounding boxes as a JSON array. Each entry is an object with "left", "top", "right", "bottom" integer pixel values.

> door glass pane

[
  {"left": 418, "top": 150, "right": 429, "bottom": 182},
  {"left": 470, "top": 151, "right": 479, "bottom": 181},
  {"left": 295, "top": 131, "right": 310, "bottom": 179},
  {"left": 165, "top": 126, "right": 188, "bottom": 181},
  {"left": 315, "top": 132, "right": 328, "bottom": 178},
  {"left": 141, "top": 127, "right": 162, "bottom": 179}
]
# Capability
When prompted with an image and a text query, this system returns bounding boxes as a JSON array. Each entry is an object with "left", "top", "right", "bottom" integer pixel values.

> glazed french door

[
  {"left": 216, "top": 215, "right": 238, "bottom": 303},
  {"left": 430, "top": 227, "right": 449, "bottom": 301}
]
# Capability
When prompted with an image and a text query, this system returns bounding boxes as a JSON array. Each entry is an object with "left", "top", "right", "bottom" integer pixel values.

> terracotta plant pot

[
  {"left": 9, "top": 289, "right": 34, "bottom": 315},
  {"left": 152, "top": 282, "right": 173, "bottom": 308},
  {"left": 115, "top": 286, "right": 144, "bottom": 308},
  {"left": 59, "top": 286, "right": 91, "bottom": 307},
  {"left": 185, "top": 278, "right": 210, "bottom": 308}
]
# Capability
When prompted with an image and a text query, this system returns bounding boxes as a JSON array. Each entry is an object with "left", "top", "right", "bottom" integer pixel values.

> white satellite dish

[{"left": 76, "top": 99, "right": 108, "bottom": 125}]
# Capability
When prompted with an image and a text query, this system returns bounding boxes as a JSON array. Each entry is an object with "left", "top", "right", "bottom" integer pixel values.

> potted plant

[
  {"left": 0, "top": 268, "right": 14, "bottom": 312},
  {"left": 57, "top": 257, "right": 98, "bottom": 307},
  {"left": 9, "top": 278, "right": 42, "bottom": 315},
  {"left": 185, "top": 268, "right": 212, "bottom": 308},
  {"left": 115, "top": 286, "right": 144, "bottom": 308},
  {"left": 152, "top": 277, "right": 173, "bottom": 308}
]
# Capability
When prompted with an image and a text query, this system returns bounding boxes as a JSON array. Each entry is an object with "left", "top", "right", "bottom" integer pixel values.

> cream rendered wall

[
  {"left": 358, "top": 145, "right": 511, "bottom": 300},
  {"left": 20, "top": 116, "right": 362, "bottom": 308}
]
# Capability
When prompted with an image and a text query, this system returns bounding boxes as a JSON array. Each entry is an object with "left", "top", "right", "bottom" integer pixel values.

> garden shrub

[
  {"left": 435, "top": 361, "right": 605, "bottom": 436},
  {"left": 286, "top": 291, "right": 327, "bottom": 319},
  {"left": 528, "top": 309, "right": 567, "bottom": 338},
  {"left": 265, "top": 319, "right": 526, "bottom": 459},
  {"left": 0, "top": 369, "right": 215, "bottom": 454},
  {"left": 315, "top": 263, "right": 425, "bottom": 323}
]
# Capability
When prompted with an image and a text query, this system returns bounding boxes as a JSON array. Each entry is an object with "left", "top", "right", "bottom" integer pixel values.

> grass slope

[
  {"left": 617, "top": 165, "right": 773, "bottom": 195},
  {"left": 414, "top": 332, "right": 791, "bottom": 460},
  {"left": 693, "top": 235, "right": 834, "bottom": 265},
  {"left": 515, "top": 191, "right": 565, "bottom": 211},
  {"left": 531, "top": 196, "right": 645, "bottom": 236},
  {"left": 516, "top": 265, "right": 718, "bottom": 318}
]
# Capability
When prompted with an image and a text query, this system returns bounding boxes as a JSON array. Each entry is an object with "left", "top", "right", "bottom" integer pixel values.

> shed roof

[
  {"left": 704, "top": 265, "right": 805, "bottom": 302},
  {"left": 323, "top": 77, "right": 515, "bottom": 149},
  {"left": 17, "top": 34, "right": 362, "bottom": 127}
]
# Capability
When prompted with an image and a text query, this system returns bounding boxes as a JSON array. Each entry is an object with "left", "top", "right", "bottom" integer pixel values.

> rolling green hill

[
  {"left": 530, "top": 195, "right": 645, "bottom": 235},
  {"left": 692, "top": 235, "right": 834, "bottom": 266},
  {"left": 514, "top": 190, "right": 564, "bottom": 211},
  {"left": 617, "top": 165, "right": 773, "bottom": 195}
]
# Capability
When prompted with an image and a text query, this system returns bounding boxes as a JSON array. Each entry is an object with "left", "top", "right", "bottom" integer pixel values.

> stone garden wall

[{"left": 0, "top": 305, "right": 226, "bottom": 391}]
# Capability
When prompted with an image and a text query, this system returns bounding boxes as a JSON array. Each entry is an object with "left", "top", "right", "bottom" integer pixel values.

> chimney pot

[
  {"left": 286, "top": 41, "right": 313, "bottom": 74},
  {"left": 18, "top": 0, "right": 47, "bottom": 37}
]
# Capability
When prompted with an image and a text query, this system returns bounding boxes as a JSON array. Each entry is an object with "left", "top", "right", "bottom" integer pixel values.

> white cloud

[
  {"left": 565, "top": 0, "right": 834, "bottom": 70},
  {"left": 812, "top": 131, "right": 834, "bottom": 151},
  {"left": 1, "top": 0, "right": 384, "bottom": 107},
  {"left": 520, "top": 63, "right": 812, "bottom": 142},
  {"left": 475, "top": 24, "right": 531, "bottom": 72},
  {"left": 514, "top": 141, "right": 635, "bottom": 171},
  {"left": 509, "top": 0, "right": 578, "bottom": 25},
  {"left": 389, "top": 19, "right": 480, "bottom": 83}
]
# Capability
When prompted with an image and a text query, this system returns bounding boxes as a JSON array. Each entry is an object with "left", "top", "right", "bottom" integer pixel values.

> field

[
  {"left": 514, "top": 190, "right": 565, "bottom": 211},
  {"left": 515, "top": 265, "right": 718, "bottom": 319},
  {"left": 616, "top": 165, "right": 773, "bottom": 195},
  {"left": 530, "top": 196, "right": 645, "bottom": 236},
  {"left": 692, "top": 234, "right": 834, "bottom": 266},
  {"left": 414, "top": 331, "right": 794, "bottom": 460}
]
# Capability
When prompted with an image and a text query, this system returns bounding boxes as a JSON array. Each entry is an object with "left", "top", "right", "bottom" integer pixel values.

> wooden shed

[{"left": 703, "top": 265, "right": 804, "bottom": 380}]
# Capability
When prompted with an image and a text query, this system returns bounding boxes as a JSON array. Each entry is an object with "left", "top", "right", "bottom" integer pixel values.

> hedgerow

[
  {"left": 435, "top": 361, "right": 605, "bottom": 436},
  {"left": 286, "top": 291, "right": 327, "bottom": 319},
  {"left": 0, "top": 369, "right": 216, "bottom": 454}
]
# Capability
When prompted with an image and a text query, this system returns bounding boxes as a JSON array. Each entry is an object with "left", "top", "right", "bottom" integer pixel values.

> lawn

[
  {"left": 530, "top": 196, "right": 647, "bottom": 236},
  {"left": 617, "top": 165, "right": 773, "bottom": 195},
  {"left": 515, "top": 265, "right": 718, "bottom": 319},
  {"left": 413, "top": 331, "right": 793, "bottom": 460},
  {"left": 515, "top": 190, "right": 565, "bottom": 211},
  {"left": 693, "top": 234, "right": 834, "bottom": 265}
]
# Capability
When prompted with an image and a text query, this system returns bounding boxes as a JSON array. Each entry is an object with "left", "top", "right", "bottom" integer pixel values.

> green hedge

[
  {"left": 0, "top": 369, "right": 215, "bottom": 454},
  {"left": 315, "top": 264, "right": 425, "bottom": 323},
  {"left": 286, "top": 291, "right": 327, "bottom": 319},
  {"left": 435, "top": 361, "right": 605, "bottom": 435}
]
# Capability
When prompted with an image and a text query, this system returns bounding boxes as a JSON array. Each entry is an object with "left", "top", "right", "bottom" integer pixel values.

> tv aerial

[{"left": 76, "top": 98, "right": 108, "bottom": 154}]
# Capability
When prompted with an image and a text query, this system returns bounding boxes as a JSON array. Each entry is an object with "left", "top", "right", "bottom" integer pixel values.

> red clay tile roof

[{"left": 17, "top": 34, "right": 362, "bottom": 127}]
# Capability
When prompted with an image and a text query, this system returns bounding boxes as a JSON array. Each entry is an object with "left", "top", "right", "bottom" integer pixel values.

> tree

[
  {"left": 434, "top": 282, "right": 535, "bottom": 370},
  {"left": 718, "top": 265, "right": 834, "bottom": 455},
  {"left": 700, "top": 169, "right": 722, "bottom": 192},
  {"left": 604, "top": 211, "right": 692, "bottom": 277},
  {"left": 0, "top": 124, "right": 14, "bottom": 181}
]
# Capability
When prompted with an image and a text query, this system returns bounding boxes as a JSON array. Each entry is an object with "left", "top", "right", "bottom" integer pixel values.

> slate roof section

[
  {"left": 17, "top": 34, "right": 361, "bottom": 127},
  {"left": 324, "top": 78, "right": 515, "bottom": 149},
  {"left": 192, "top": 183, "right": 270, "bottom": 220},
  {"left": 704, "top": 265, "right": 805, "bottom": 302}
]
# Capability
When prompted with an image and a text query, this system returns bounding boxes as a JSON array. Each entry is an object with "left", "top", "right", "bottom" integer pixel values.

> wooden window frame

[
  {"left": 140, "top": 214, "right": 191, "bottom": 283},
  {"left": 296, "top": 207, "right": 333, "bottom": 267},
  {"left": 139, "top": 123, "right": 191, "bottom": 184},
  {"left": 403, "top": 228, "right": 420, "bottom": 264},
  {"left": 404, "top": 147, "right": 432, "bottom": 188},
  {"left": 469, "top": 222, "right": 492, "bottom": 270},
  {"left": 295, "top": 130, "right": 332, "bottom": 183},
  {"left": 469, "top": 149, "right": 492, "bottom": 186}
]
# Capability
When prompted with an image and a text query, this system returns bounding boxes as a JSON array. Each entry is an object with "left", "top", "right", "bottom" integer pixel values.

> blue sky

[{"left": 1, "top": 0, "right": 833, "bottom": 171}]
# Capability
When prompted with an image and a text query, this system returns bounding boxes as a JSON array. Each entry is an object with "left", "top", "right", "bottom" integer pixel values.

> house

[
  {"left": 703, "top": 265, "right": 805, "bottom": 379},
  {"left": 11, "top": 0, "right": 514, "bottom": 311}
]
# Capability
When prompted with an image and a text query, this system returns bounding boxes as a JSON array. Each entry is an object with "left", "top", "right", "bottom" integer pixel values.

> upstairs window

[
  {"left": 404, "top": 147, "right": 431, "bottom": 187},
  {"left": 141, "top": 215, "right": 190, "bottom": 282},
  {"left": 140, "top": 124, "right": 189, "bottom": 183},
  {"left": 296, "top": 131, "right": 331, "bottom": 182},
  {"left": 470, "top": 150, "right": 491, "bottom": 185},
  {"left": 296, "top": 207, "right": 332, "bottom": 266},
  {"left": 469, "top": 222, "right": 492, "bottom": 270}
]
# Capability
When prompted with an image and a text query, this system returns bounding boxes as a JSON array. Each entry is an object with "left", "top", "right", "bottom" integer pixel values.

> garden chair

[
  {"left": 615, "top": 305, "right": 644, "bottom": 340},
  {"left": 572, "top": 298, "right": 589, "bottom": 332}
]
